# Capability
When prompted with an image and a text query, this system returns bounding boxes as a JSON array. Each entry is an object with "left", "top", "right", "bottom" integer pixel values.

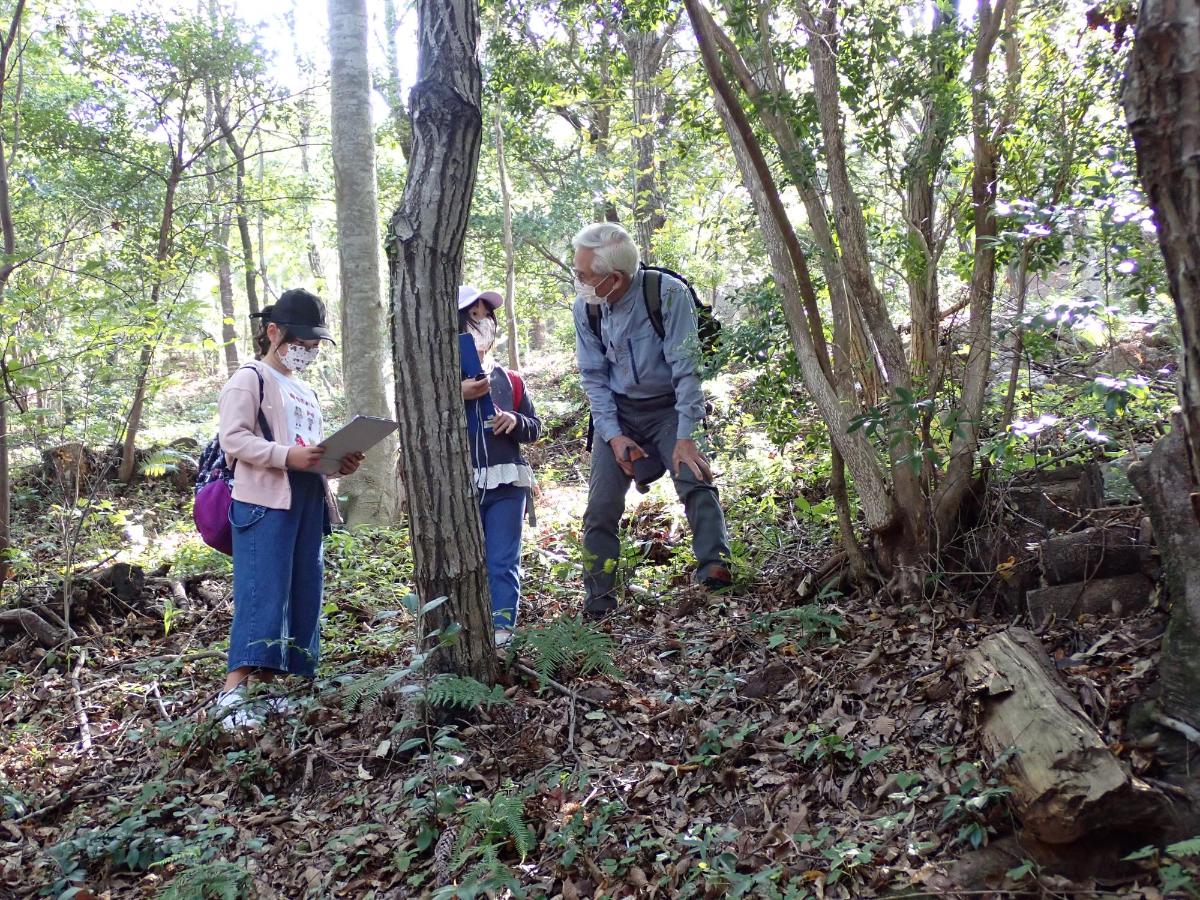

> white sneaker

[
  {"left": 213, "top": 687, "right": 264, "bottom": 731},
  {"left": 494, "top": 629, "right": 513, "bottom": 648}
]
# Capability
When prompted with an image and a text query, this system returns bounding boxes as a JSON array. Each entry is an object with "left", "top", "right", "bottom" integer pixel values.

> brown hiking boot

[{"left": 698, "top": 565, "right": 734, "bottom": 591}]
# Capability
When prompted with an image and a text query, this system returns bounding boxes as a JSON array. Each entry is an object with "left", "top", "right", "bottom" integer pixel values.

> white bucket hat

[{"left": 457, "top": 286, "right": 503, "bottom": 311}]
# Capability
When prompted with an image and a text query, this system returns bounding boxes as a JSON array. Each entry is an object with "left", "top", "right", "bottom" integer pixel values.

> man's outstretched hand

[
  {"left": 673, "top": 438, "right": 713, "bottom": 483},
  {"left": 609, "top": 435, "right": 646, "bottom": 478}
]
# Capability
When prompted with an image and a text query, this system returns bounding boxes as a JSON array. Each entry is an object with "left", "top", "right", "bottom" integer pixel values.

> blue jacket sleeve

[
  {"left": 659, "top": 278, "right": 707, "bottom": 440},
  {"left": 573, "top": 299, "right": 622, "bottom": 445}
]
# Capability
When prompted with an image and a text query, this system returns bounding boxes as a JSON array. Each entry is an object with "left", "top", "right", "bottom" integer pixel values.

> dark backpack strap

[
  {"left": 584, "top": 304, "right": 603, "bottom": 455},
  {"left": 641, "top": 269, "right": 666, "bottom": 341},
  {"left": 586, "top": 303, "right": 603, "bottom": 345},
  {"left": 237, "top": 364, "right": 274, "bottom": 444},
  {"left": 242, "top": 364, "right": 274, "bottom": 446}
]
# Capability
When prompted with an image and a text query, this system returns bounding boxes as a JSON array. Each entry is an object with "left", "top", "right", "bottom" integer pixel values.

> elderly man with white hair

[{"left": 571, "top": 222, "right": 732, "bottom": 619}]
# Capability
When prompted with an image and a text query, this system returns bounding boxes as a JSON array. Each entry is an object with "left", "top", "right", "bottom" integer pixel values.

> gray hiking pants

[{"left": 583, "top": 394, "right": 731, "bottom": 615}]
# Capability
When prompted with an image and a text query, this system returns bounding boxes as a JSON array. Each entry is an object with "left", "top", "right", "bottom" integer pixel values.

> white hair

[{"left": 572, "top": 223, "right": 640, "bottom": 278}]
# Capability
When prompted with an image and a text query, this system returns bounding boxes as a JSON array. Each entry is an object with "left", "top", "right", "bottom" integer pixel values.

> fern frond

[
  {"left": 1167, "top": 836, "right": 1200, "bottom": 858},
  {"left": 158, "top": 861, "right": 250, "bottom": 900},
  {"left": 139, "top": 449, "right": 187, "bottom": 478},
  {"left": 518, "top": 616, "right": 621, "bottom": 689},
  {"left": 342, "top": 670, "right": 411, "bottom": 714},
  {"left": 452, "top": 788, "right": 537, "bottom": 871},
  {"left": 425, "top": 675, "right": 511, "bottom": 710}
]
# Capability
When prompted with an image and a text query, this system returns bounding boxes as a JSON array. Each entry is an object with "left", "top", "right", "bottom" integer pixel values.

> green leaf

[
  {"left": 1166, "top": 836, "right": 1200, "bottom": 858},
  {"left": 1123, "top": 844, "right": 1158, "bottom": 861},
  {"left": 420, "top": 596, "right": 448, "bottom": 615}
]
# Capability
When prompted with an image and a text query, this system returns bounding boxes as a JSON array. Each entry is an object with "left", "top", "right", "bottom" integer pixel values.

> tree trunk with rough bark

[
  {"left": 328, "top": 0, "right": 400, "bottom": 526},
  {"left": 1123, "top": 0, "right": 1200, "bottom": 516},
  {"left": 1130, "top": 419, "right": 1200, "bottom": 731},
  {"left": 386, "top": 0, "right": 496, "bottom": 684},
  {"left": 1123, "top": 0, "right": 1200, "bottom": 729}
]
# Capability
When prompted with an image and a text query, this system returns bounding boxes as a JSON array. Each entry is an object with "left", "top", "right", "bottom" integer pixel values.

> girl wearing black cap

[
  {"left": 458, "top": 286, "right": 542, "bottom": 646},
  {"left": 212, "top": 288, "right": 363, "bottom": 729}
]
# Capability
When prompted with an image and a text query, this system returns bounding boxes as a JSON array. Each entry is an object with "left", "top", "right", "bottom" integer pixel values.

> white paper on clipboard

[{"left": 316, "top": 415, "right": 398, "bottom": 475}]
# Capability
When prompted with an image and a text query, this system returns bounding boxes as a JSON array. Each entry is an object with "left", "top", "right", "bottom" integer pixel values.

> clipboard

[
  {"left": 316, "top": 415, "right": 399, "bottom": 475},
  {"left": 459, "top": 333, "right": 496, "bottom": 427}
]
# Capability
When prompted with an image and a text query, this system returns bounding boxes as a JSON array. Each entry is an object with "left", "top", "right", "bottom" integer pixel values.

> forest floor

[{"left": 0, "top": 355, "right": 1196, "bottom": 899}]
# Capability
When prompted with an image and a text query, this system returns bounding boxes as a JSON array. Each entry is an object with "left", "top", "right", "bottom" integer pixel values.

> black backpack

[{"left": 585, "top": 264, "right": 721, "bottom": 363}]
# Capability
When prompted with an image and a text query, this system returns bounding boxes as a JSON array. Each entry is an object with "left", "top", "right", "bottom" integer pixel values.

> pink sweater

[{"left": 217, "top": 361, "right": 341, "bottom": 523}]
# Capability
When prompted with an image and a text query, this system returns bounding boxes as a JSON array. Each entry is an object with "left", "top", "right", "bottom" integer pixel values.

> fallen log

[
  {"left": 965, "top": 627, "right": 1165, "bottom": 845},
  {"left": 0, "top": 608, "right": 64, "bottom": 648},
  {"left": 1007, "top": 461, "right": 1105, "bottom": 532},
  {"left": 1039, "top": 525, "right": 1144, "bottom": 586},
  {"left": 1026, "top": 573, "right": 1155, "bottom": 627}
]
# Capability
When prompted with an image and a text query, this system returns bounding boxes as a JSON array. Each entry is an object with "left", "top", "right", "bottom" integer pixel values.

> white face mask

[
  {"left": 470, "top": 316, "right": 497, "bottom": 355},
  {"left": 279, "top": 342, "right": 319, "bottom": 373},
  {"left": 574, "top": 276, "right": 611, "bottom": 306}
]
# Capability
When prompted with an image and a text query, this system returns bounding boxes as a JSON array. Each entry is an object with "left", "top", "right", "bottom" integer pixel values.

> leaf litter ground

[{"left": 0, "top": 359, "right": 1188, "bottom": 899}]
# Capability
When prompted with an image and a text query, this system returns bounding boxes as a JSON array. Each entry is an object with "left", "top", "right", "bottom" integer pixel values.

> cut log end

[{"left": 967, "top": 627, "right": 1167, "bottom": 846}]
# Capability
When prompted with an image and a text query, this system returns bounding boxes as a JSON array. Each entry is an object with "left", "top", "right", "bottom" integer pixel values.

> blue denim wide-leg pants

[
  {"left": 228, "top": 471, "right": 326, "bottom": 676},
  {"left": 479, "top": 483, "right": 526, "bottom": 629}
]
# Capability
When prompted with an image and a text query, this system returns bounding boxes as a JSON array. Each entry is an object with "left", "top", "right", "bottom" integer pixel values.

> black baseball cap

[{"left": 264, "top": 288, "right": 335, "bottom": 342}]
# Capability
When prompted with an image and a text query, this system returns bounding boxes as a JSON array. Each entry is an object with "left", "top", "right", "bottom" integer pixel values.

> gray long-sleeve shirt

[{"left": 573, "top": 269, "right": 705, "bottom": 444}]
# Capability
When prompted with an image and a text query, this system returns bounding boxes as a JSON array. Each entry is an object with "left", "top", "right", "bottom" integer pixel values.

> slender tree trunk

[
  {"left": 0, "top": 0, "right": 26, "bottom": 581},
  {"left": 204, "top": 86, "right": 240, "bottom": 376},
  {"left": 119, "top": 158, "right": 182, "bottom": 483},
  {"left": 799, "top": 1, "right": 927, "bottom": 584},
  {"left": 216, "top": 219, "right": 239, "bottom": 375},
  {"left": 1001, "top": 250, "right": 1030, "bottom": 430},
  {"left": 623, "top": 27, "right": 671, "bottom": 261},
  {"left": 932, "top": 0, "right": 1010, "bottom": 541},
  {"left": 494, "top": 102, "right": 520, "bottom": 370},
  {"left": 799, "top": 1, "right": 910, "bottom": 397},
  {"left": 382, "top": 0, "right": 414, "bottom": 161},
  {"left": 701, "top": 3, "right": 878, "bottom": 405},
  {"left": 694, "top": 1, "right": 868, "bottom": 573},
  {"left": 1123, "top": 0, "right": 1200, "bottom": 729},
  {"left": 906, "top": 2, "right": 957, "bottom": 386},
  {"left": 215, "top": 104, "right": 260, "bottom": 317},
  {"left": 328, "top": 0, "right": 401, "bottom": 526},
  {"left": 386, "top": 0, "right": 496, "bottom": 684},
  {"left": 299, "top": 108, "right": 325, "bottom": 288},
  {"left": 256, "top": 135, "right": 271, "bottom": 300},
  {"left": 687, "top": 0, "right": 890, "bottom": 566}
]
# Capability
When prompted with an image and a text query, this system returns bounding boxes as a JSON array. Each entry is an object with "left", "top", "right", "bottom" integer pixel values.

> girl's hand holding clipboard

[
  {"left": 287, "top": 445, "right": 326, "bottom": 471},
  {"left": 337, "top": 451, "right": 365, "bottom": 476}
]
